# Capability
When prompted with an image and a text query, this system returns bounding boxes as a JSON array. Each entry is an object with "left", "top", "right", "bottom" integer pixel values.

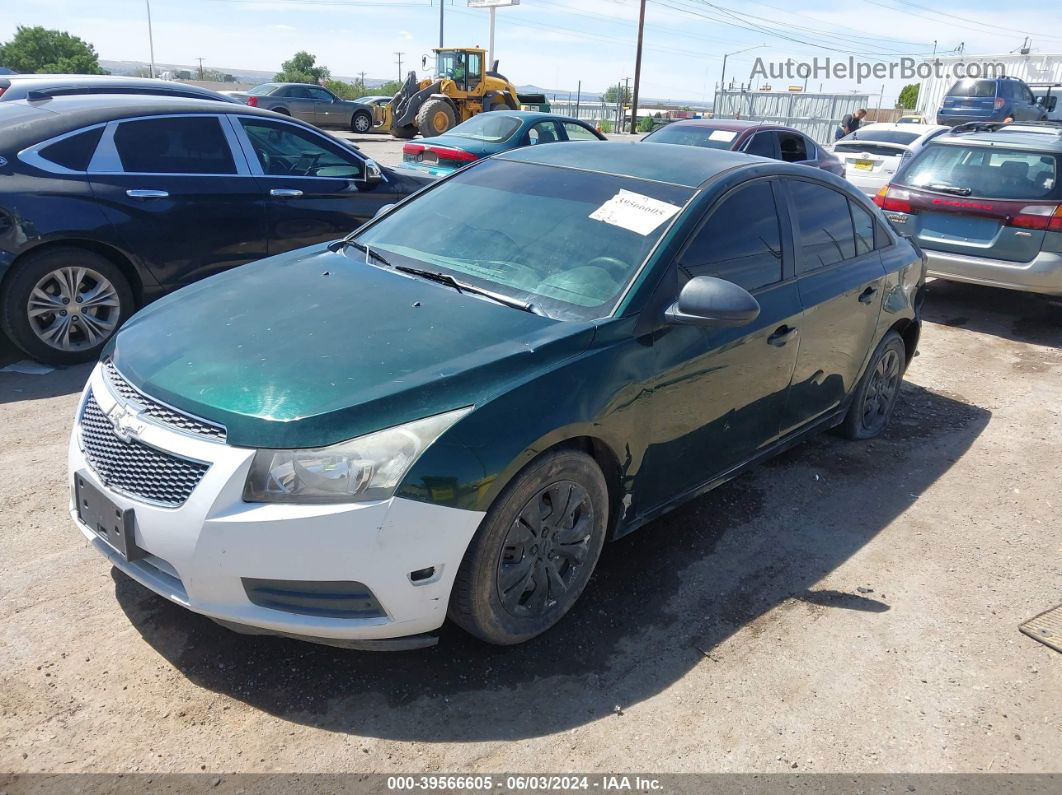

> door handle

[
  {"left": 767, "top": 325, "right": 798, "bottom": 347},
  {"left": 270, "top": 188, "right": 304, "bottom": 198},
  {"left": 858, "top": 285, "right": 878, "bottom": 304},
  {"left": 125, "top": 189, "right": 169, "bottom": 199}
]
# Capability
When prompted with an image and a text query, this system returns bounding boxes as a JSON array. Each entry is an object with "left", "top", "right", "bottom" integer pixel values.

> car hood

[{"left": 107, "top": 245, "right": 595, "bottom": 449}]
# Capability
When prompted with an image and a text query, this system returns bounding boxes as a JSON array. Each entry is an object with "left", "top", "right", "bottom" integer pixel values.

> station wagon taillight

[
  {"left": 873, "top": 185, "right": 914, "bottom": 214},
  {"left": 1010, "top": 204, "right": 1062, "bottom": 232}
]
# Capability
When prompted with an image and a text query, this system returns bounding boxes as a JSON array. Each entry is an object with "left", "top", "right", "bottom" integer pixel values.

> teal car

[
  {"left": 401, "top": 110, "right": 605, "bottom": 176},
  {"left": 69, "top": 142, "right": 925, "bottom": 649}
]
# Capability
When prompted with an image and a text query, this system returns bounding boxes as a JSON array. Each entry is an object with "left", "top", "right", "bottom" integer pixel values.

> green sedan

[{"left": 69, "top": 141, "right": 925, "bottom": 648}]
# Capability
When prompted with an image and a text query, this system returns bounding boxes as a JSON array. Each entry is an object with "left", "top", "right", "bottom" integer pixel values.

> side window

[
  {"left": 789, "top": 180, "right": 856, "bottom": 272},
  {"left": 563, "top": 122, "right": 599, "bottom": 141},
  {"left": 113, "top": 117, "right": 236, "bottom": 174},
  {"left": 528, "top": 121, "right": 562, "bottom": 145},
  {"left": 39, "top": 127, "right": 105, "bottom": 171},
  {"left": 850, "top": 200, "right": 876, "bottom": 255},
  {"left": 307, "top": 87, "right": 333, "bottom": 102},
  {"left": 240, "top": 119, "right": 364, "bottom": 178},
  {"left": 778, "top": 132, "right": 808, "bottom": 162},
  {"left": 678, "top": 181, "right": 784, "bottom": 292},
  {"left": 1024, "top": 86, "right": 1036, "bottom": 103},
  {"left": 744, "top": 132, "right": 775, "bottom": 158},
  {"left": 286, "top": 87, "right": 311, "bottom": 99}
]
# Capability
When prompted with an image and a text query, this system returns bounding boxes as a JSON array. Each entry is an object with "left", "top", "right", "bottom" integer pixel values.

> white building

[{"left": 916, "top": 53, "right": 1062, "bottom": 118}]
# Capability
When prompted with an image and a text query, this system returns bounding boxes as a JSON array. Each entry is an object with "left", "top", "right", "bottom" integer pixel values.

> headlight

[{"left": 243, "top": 407, "right": 471, "bottom": 504}]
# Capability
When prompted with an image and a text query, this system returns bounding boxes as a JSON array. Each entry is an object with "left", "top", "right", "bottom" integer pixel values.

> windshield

[
  {"left": 839, "top": 129, "right": 920, "bottom": 145},
  {"left": 642, "top": 124, "right": 738, "bottom": 150},
  {"left": 249, "top": 83, "right": 281, "bottom": 96},
  {"left": 447, "top": 114, "right": 522, "bottom": 142},
  {"left": 355, "top": 159, "right": 693, "bottom": 320},
  {"left": 435, "top": 51, "right": 464, "bottom": 80},
  {"left": 946, "top": 79, "right": 997, "bottom": 98},
  {"left": 899, "top": 144, "right": 1060, "bottom": 200}
]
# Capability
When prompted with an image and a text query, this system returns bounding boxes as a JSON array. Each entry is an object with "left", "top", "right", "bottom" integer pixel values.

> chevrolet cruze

[{"left": 69, "top": 142, "right": 925, "bottom": 648}]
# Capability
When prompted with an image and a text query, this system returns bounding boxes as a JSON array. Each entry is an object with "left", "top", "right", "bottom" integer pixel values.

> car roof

[
  {"left": 934, "top": 128, "right": 1062, "bottom": 152},
  {"left": 854, "top": 122, "right": 948, "bottom": 133},
  {"left": 496, "top": 140, "right": 762, "bottom": 188},
  {"left": 658, "top": 118, "right": 789, "bottom": 133},
  {"left": 0, "top": 94, "right": 286, "bottom": 150}
]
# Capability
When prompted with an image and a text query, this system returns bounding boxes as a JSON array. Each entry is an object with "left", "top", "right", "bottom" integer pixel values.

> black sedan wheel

[
  {"left": 352, "top": 111, "right": 372, "bottom": 133},
  {"left": 449, "top": 449, "right": 609, "bottom": 645},
  {"left": 840, "top": 331, "right": 906, "bottom": 440},
  {"left": 1, "top": 247, "right": 133, "bottom": 365}
]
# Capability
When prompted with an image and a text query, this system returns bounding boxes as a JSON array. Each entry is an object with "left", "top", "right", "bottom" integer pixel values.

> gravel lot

[{"left": 0, "top": 137, "right": 1059, "bottom": 773}]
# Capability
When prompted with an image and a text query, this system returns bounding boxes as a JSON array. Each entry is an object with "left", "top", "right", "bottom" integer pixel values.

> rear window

[
  {"left": 838, "top": 130, "right": 920, "bottom": 146},
  {"left": 38, "top": 127, "right": 104, "bottom": 171},
  {"left": 946, "top": 79, "right": 998, "bottom": 98},
  {"left": 643, "top": 124, "right": 738, "bottom": 150},
  {"left": 899, "top": 144, "right": 1060, "bottom": 200},
  {"left": 447, "top": 113, "right": 522, "bottom": 142}
]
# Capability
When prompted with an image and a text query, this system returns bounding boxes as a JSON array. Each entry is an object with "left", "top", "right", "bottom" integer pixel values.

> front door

[
  {"left": 639, "top": 179, "right": 802, "bottom": 510},
  {"left": 88, "top": 114, "right": 268, "bottom": 287},
  {"left": 235, "top": 116, "right": 407, "bottom": 253},
  {"left": 280, "top": 86, "right": 319, "bottom": 124},
  {"left": 306, "top": 86, "right": 344, "bottom": 127},
  {"left": 777, "top": 178, "right": 886, "bottom": 433}
]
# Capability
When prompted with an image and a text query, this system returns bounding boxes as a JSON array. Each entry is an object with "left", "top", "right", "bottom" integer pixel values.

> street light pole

[
  {"left": 145, "top": 0, "right": 156, "bottom": 79},
  {"left": 720, "top": 44, "right": 765, "bottom": 94},
  {"left": 439, "top": 0, "right": 444, "bottom": 48}
]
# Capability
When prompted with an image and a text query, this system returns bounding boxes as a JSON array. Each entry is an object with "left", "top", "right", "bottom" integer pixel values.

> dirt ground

[{"left": 0, "top": 167, "right": 1060, "bottom": 773}]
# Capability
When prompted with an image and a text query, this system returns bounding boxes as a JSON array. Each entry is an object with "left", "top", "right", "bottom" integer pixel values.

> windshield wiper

[
  {"left": 395, "top": 265, "right": 537, "bottom": 314},
  {"left": 328, "top": 238, "right": 393, "bottom": 268},
  {"left": 923, "top": 183, "right": 972, "bottom": 196}
]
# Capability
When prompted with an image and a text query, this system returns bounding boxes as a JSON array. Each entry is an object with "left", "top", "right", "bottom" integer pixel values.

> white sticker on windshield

[
  {"left": 708, "top": 129, "right": 738, "bottom": 142},
  {"left": 589, "top": 189, "right": 682, "bottom": 236}
]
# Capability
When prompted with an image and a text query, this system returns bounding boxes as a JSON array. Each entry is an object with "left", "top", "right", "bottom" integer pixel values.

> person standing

[{"left": 839, "top": 108, "right": 868, "bottom": 137}]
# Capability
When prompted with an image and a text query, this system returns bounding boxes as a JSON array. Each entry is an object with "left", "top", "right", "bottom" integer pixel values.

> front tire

[
  {"left": 840, "top": 331, "right": 906, "bottom": 440},
  {"left": 415, "top": 98, "right": 456, "bottom": 137},
  {"left": 448, "top": 449, "right": 609, "bottom": 645},
  {"left": 1, "top": 246, "right": 134, "bottom": 365},
  {"left": 391, "top": 125, "right": 417, "bottom": 140}
]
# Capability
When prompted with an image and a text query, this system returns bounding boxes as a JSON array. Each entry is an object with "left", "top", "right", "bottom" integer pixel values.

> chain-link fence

[{"left": 712, "top": 90, "right": 872, "bottom": 144}]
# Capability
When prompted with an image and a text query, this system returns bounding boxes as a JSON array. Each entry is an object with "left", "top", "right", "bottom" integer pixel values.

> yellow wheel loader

[{"left": 374, "top": 48, "right": 546, "bottom": 138}]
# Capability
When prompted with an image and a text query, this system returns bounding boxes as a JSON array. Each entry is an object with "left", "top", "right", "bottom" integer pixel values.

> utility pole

[
  {"left": 395, "top": 52, "right": 404, "bottom": 82},
  {"left": 439, "top": 0, "right": 445, "bottom": 48},
  {"left": 145, "top": 0, "right": 156, "bottom": 78},
  {"left": 196, "top": 58, "right": 205, "bottom": 80},
  {"left": 629, "top": 0, "right": 646, "bottom": 134},
  {"left": 575, "top": 79, "right": 581, "bottom": 116}
]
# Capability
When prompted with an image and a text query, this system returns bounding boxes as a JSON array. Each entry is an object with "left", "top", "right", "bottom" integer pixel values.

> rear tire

[
  {"left": 839, "top": 331, "right": 906, "bottom": 440},
  {"left": 273, "top": 107, "right": 291, "bottom": 116},
  {"left": 448, "top": 450, "right": 609, "bottom": 645},
  {"left": 1, "top": 246, "right": 134, "bottom": 365},
  {"left": 351, "top": 111, "right": 372, "bottom": 133},
  {"left": 415, "top": 98, "right": 456, "bottom": 137}
]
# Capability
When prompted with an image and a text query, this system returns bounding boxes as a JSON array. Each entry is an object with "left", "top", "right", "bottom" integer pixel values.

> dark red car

[{"left": 642, "top": 119, "right": 844, "bottom": 175}]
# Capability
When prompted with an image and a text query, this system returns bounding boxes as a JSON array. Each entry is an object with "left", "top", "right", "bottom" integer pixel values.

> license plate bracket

[{"left": 75, "top": 471, "right": 143, "bottom": 561}]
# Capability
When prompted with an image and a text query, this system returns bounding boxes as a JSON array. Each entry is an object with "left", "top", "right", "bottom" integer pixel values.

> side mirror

[
  {"left": 421, "top": 55, "right": 428, "bottom": 70},
  {"left": 365, "top": 159, "right": 383, "bottom": 183},
  {"left": 664, "top": 275, "right": 760, "bottom": 327},
  {"left": 374, "top": 203, "right": 396, "bottom": 219}
]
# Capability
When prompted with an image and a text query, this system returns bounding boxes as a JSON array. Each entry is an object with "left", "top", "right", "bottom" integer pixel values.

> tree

[
  {"left": 897, "top": 83, "right": 919, "bottom": 110},
  {"left": 638, "top": 114, "right": 654, "bottom": 133},
  {"left": 274, "top": 51, "right": 330, "bottom": 84},
  {"left": 602, "top": 83, "right": 631, "bottom": 104},
  {"left": 0, "top": 25, "right": 105, "bottom": 74},
  {"left": 376, "top": 79, "right": 402, "bottom": 96}
]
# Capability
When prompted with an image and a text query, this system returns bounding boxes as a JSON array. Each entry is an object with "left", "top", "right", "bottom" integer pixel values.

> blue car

[
  {"left": 937, "top": 76, "right": 1046, "bottom": 126},
  {"left": 401, "top": 110, "right": 605, "bottom": 176}
]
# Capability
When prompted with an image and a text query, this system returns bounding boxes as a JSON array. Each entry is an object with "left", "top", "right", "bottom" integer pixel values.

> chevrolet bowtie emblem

[{"left": 108, "top": 402, "right": 146, "bottom": 443}]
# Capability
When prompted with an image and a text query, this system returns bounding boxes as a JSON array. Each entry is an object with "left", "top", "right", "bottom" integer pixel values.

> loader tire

[
  {"left": 416, "top": 99, "right": 456, "bottom": 137},
  {"left": 392, "top": 125, "right": 417, "bottom": 140}
]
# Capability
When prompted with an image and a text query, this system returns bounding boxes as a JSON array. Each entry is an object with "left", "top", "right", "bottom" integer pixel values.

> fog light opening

[{"left": 409, "top": 566, "right": 438, "bottom": 584}]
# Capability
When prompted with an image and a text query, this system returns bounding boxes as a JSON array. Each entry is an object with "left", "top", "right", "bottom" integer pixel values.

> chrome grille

[
  {"left": 102, "top": 360, "right": 226, "bottom": 442},
  {"left": 80, "top": 392, "right": 209, "bottom": 507}
]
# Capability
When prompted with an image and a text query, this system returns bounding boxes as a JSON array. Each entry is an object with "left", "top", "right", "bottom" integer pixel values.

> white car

[{"left": 832, "top": 123, "right": 951, "bottom": 196}]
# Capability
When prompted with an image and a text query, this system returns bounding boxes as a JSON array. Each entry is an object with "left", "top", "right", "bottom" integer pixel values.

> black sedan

[{"left": 0, "top": 95, "right": 429, "bottom": 364}]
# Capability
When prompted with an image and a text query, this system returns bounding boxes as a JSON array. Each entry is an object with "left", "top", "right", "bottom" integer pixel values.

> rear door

[
  {"left": 87, "top": 114, "right": 268, "bottom": 287},
  {"left": 778, "top": 178, "right": 886, "bottom": 433},
  {"left": 742, "top": 130, "right": 780, "bottom": 159},
  {"left": 279, "top": 86, "right": 318, "bottom": 124},
  {"left": 778, "top": 131, "right": 815, "bottom": 166},
  {"left": 641, "top": 178, "right": 801, "bottom": 509},
  {"left": 526, "top": 120, "right": 564, "bottom": 146},
  {"left": 233, "top": 116, "right": 408, "bottom": 253}
]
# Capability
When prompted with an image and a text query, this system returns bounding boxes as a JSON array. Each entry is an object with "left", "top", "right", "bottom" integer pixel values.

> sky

[{"left": 3, "top": 0, "right": 1059, "bottom": 105}]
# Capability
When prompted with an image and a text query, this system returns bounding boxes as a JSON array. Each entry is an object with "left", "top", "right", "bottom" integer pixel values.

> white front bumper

[{"left": 68, "top": 365, "right": 485, "bottom": 643}]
